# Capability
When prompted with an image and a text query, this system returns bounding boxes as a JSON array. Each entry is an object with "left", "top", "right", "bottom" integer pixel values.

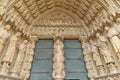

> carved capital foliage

[{"left": 30, "top": 36, "right": 38, "bottom": 43}]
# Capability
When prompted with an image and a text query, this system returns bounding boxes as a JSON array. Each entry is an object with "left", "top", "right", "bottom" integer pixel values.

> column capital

[
  {"left": 30, "top": 36, "right": 38, "bottom": 43},
  {"left": 79, "top": 36, "right": 88, "bottom": 44},
  {"left": 53, "top": 35, "right": 64, "bottom": 42}
]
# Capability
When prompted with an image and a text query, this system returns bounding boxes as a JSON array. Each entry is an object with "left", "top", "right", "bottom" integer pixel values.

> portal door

[
  {"left": 30, "top": 40, "right": 53, "bottom": 80},
  {"left": 30, "top": 39, "right": 88, "bottom": 80},
  {"left": 64, "top": 40, "right": 88, "bottom": 80}
]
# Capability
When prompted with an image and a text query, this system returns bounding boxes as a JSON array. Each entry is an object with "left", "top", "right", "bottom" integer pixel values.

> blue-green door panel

[
  {"left": 30, "top": 40, "right": 88, "bottom": 80},
  {"left": 34, "top": 49, "right": 53, "bottom": 59},
  {"left": 32, "top": 60, "right": 53, "bottom": 72},
  {"left": 30, "top": 40, "right": 53, "bottom": 80},
  {"left": 65, "top": 73, "right": 88, "bottom": 79},
  {"left": 36, "top": 40, "right": 53, "bottom": 48},
  {"left": 30, "top": 74, "right": 52, "bottom": 80},
  {"left": 64, "top": 40, "right": 88, "bottom": 80},
  {"left": 64, "top": 40, "right": 82, "bottom": 48},
  {"left": 64, "top": 49, "right": 83, "bottom": 58},
  {"left": 65, "top": 60, "right": 86, "bottom": 72}
]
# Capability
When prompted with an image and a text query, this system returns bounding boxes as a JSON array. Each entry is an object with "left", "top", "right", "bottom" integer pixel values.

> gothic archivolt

[{"left": 0, "top": 0, "right": 120, "bottom": 80}]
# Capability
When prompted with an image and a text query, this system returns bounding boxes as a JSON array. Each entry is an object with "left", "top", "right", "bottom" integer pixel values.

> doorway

[
  {"left": 64, "top": 40, "right": 88, "bottom": 80},
  {"left": 30, "top": 40, "right": 53, "bottom": 80},
  {"left": 30, "top": 39, "right": 88, "bottom": 80}
]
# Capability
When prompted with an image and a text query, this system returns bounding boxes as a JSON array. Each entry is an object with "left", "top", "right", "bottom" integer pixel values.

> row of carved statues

[
  {"left": 82, "top": 19, "right": 120, "bottom": 80},
  {"left": 0, "top": 23, "right": 35, "bottom": 80}
]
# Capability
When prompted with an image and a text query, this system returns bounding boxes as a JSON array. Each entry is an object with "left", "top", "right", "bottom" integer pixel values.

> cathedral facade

[{"left": 0, "top": 0, "right": 120, "bottom": 80}]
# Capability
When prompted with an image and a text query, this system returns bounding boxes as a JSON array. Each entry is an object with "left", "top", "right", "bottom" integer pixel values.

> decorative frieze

[{"left": 31, "top": 26, "right": 85, "bottom": 38}]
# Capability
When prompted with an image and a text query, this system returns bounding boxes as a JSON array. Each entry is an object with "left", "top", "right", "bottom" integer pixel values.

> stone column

[
  {"left": 10, "top": 40, "right": 28, "bottom": 77},
  {"left": 52, "top": 36, "right": 65, "bottom": 80},
  {"left": 80, "top": 36, "right": 96, "bottom": 80},
  {"left": 20, "top": 36, "right": 38, "bottom": 80}
]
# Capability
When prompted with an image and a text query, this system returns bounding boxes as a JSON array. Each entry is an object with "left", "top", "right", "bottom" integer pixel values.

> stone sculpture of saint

[
  {"left": 89, "top": 39, "right": 103, "bottom": 66},
  {"left": 53, "top": 38, "right": 64, "bottom": 62},
  {"left": 115, "top": 17, "right": 120, "bottom": 32},
  {"left": 54, "top": 39, "right": 64, "bottom": 54},
  {"left": 53, "top": 57, "right": 65, "bottom": 80},
  {"left": 0, "top": 0, "right": 12, "bottom": 15},
  {"left": 53, "top": 63, "right": 65, "bottom": 79},
  {"left": 53, "top": 37, "right": 65, "bottom": 80},
  {"left": 11, "top": 40, "right": 28, "bottom": 74},
  {"left": 105, "top": 26, "right": 120, "bottom": 60},
  {"left": 0, "top": 25, "right": 11, "bottom": 55},
  {"left": 2, "top": 32, "right": 21, "bottom": 66},
  {"left": 96, "top": 32, "right": 114, "bottom": 64},
  {"left": 82, "top": 42, "right": 89, "bottom": 55}
]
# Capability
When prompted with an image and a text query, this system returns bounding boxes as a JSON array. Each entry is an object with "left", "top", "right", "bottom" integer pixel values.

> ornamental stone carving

[
  {"left": 11, "top": 40, "right": 28, "bottom": 76},
  {"left": 105, "top": 26, "right": 120, "bottom": 60},
  {"left": 52, "top": 36, "right": 65, "bottom": 80},
  {"left": 89, "top": 39, "right": 103, "bottom": 67},
  {"left": 96, "top": 32, "right": 114, "bottom": 64},
  {"left": 20, "top": 36, "right": 38, "bottom": 80},
  {"left": 0, "top": 25, "right": 11, "bottom": 55},
  {"left": 0, "top": 32, "right": 21, "bottom": 74}
]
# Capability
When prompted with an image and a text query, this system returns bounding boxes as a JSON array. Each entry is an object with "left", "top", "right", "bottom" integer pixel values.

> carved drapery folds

[
  {"left": 80, "top": 38, "right": 96, "bottom": 79},
  {"left": 0, "top": 23, "right": 30, "bottom": 80},
  {"left": 20, "top": 36, "right": 38, "bottom": 80},
  {"left": 1, "top": 32, "right": 21, "bottom": 74},
  {"left": 0, "top": 25, "right": 11, "bottom": 56},
  {"left": 53, "top": 36, "right": 65, "bottom": 80},
  {"left": 105, "top": 25, "right": 120, "bottom": 60},
  {"left": 89, "top": 39, "right": 105, "bottom": 76},
  {"left": 11, "top": 40, "right": 28, "bottom": 76}
]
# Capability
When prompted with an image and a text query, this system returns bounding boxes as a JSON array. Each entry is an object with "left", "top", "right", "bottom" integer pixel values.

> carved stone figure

[
  {"left": 84, "top": 54, "right": 91, "bottom": 62},
  {"left": 98, "top": 66, "right": 106, "bottom": 76},
  {"left": 1, "top": 32, "right": 21, "bottom": 68},
  {"left": 105, "top": 26, "right": 120, "bottom": 60},
  {"left": 53, "top": 36, "right": 65, "bottom": 80},
  {"left": 88, "top": 68, "right": 95, "bottom": 78},
  {"left": 89, "top": 39, "right": 103, "bottom": 66},
  {"left": 96, "top": 32, "right": 114, "bottom": 64},
  {"left": 0, "top": 25, "right": 11, "bottom": 55},
  {"left": 53, "top": 62, "right": 65, "bottom": 79},
  {"left": 104, "top": 0, "right": 119, "bottom": 16},
  {"left": 108, "top": 63, "right": 118, "bottom": 74},
  {"left": 0, "top": 0, "right": 9, "bottom": 15},
  {"left": 82, "top": 42, "right": 89, "bottom": 55},
  {"left": 11, "top": 40, "right": 28, "bottom": 75}
]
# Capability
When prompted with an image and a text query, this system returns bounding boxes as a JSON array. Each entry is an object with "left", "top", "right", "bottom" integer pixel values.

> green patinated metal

[{"left": 30, "top": 40, "right": 88, "bottom": 80}]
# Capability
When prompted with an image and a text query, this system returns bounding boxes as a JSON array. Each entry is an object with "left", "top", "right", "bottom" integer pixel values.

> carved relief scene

[{"left": 0, "top": 0, "right": 120, "bottom": 80}]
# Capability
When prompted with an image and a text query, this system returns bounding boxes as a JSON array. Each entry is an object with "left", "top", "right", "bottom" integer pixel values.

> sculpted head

[
  {"left": 89, "top": 39, "right": 93, "bottom": 44},
  {"left": 4, "top": 25, "right": 11, "bottom": 30},
  {"left": 96, "top": 32, "right": 100, "bottom": 38},
  {"left": 104, "top": 26, "right": 109, "bottom": 31},
  {"left": 23, "top": 40, "right": 28, "bottom": 44},
  {"left": 15, "top": 32, "right": 21, "bottom": 37},
  {"left": 116, "top": 17, "right": 120, "bottom": 23}
]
